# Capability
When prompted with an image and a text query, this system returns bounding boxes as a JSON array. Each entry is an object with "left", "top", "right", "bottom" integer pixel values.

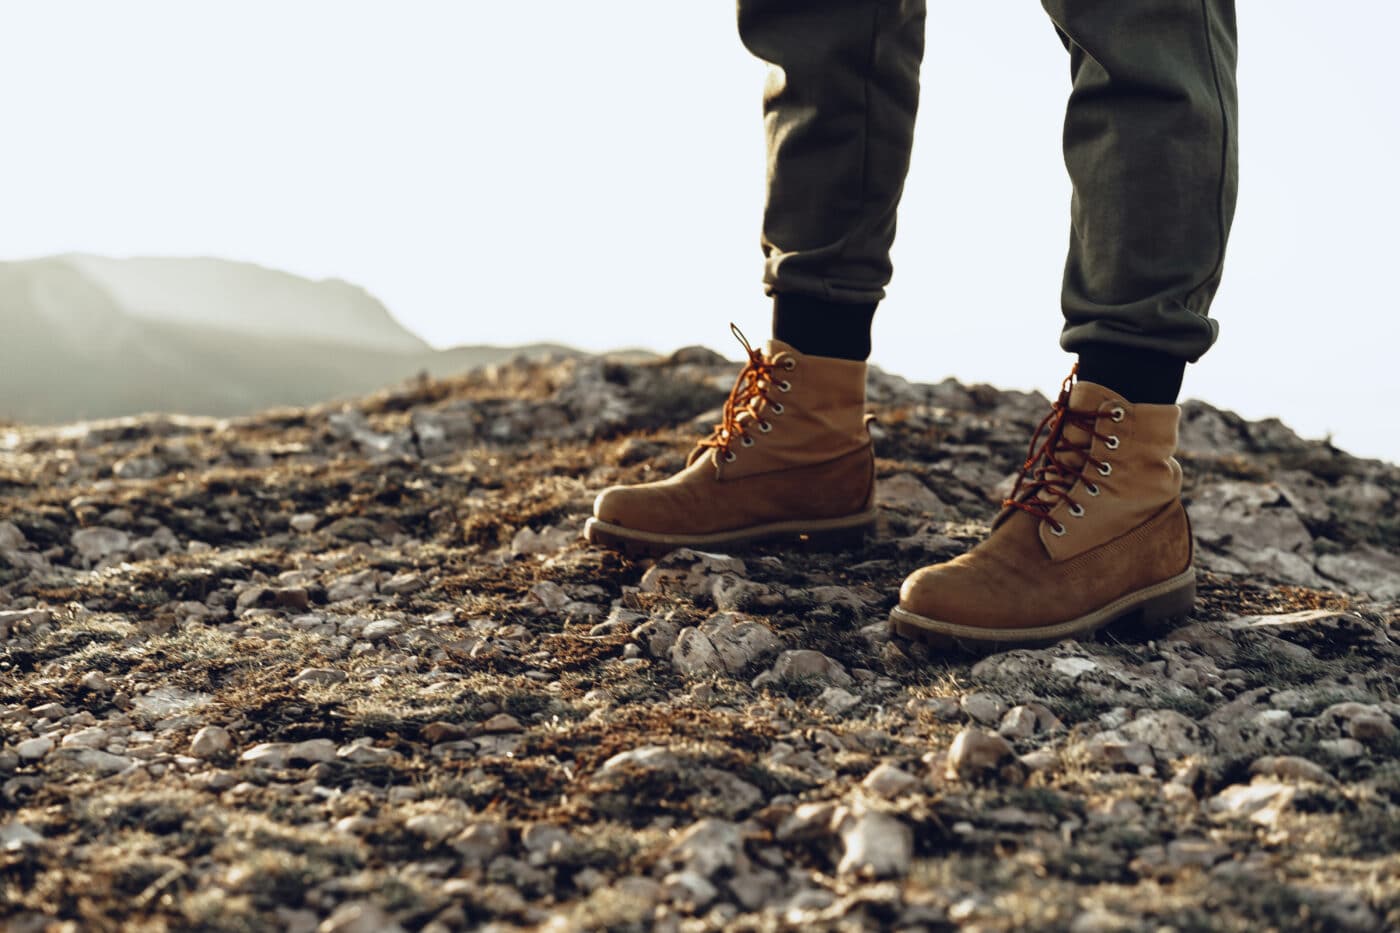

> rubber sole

[
  {"left": 889, "top": 567, "right": 1197, "bottom": 651},
  {"left": 583, "top": 510, "right": 878, "bottom": 558}
]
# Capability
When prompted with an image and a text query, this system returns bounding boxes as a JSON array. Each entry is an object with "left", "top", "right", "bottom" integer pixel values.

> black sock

[
  {"left": 1076, "top": 345, "right": 1187, "bottom": 404},
  {"left": 771, "top": 293, "right": 877, "bottom": 362}
]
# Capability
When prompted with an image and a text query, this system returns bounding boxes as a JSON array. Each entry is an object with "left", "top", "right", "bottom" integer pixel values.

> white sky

[{"left": 1, "top": 2, "right": 1397, "bottom": 463}]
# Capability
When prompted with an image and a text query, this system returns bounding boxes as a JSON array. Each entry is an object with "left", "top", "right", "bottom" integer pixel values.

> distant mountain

[{"left": 0, "top": 255, "right": 575, "bottom": 424}]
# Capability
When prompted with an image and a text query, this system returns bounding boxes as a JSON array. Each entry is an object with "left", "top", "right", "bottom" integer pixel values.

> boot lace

[
  {"left": 695, "top": 323, "right": 790, "bottom": 464},
  {"left": 1002, "top": 365, "right": 1120, "bottom": 535}
]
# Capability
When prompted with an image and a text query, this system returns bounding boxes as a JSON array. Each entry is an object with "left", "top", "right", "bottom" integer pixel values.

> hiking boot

[
  {"left": 585, "top": 325, "right": 877, "bottom": 556},
  {"left": 890, "top": 368, "right": 1195, "bottom": 648}
]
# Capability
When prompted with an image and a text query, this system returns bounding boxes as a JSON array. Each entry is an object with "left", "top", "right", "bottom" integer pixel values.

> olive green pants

[{"left": 738, "top": 0, "right": 1238, "bottom": 362}]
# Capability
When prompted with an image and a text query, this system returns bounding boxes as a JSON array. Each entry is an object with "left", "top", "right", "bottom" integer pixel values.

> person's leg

[
  {"left": 740, "top": 0, "right": 927, "bottom": 362},
  {"left": 1049, "top": 0, "right": 1239, "bottom": 403},
  {"left": 587, "top": 1, "right": 926, "bottom": 554},
  {"left": 892, "top": 0, "right": 1238, "bottom": 648}
]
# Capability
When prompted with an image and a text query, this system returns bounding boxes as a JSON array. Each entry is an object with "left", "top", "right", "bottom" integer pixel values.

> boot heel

[{"left": 1135, "top": 576, "right": 1196, "bottom": 625}]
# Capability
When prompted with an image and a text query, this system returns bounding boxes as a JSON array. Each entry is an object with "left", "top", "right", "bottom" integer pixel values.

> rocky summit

[{"left": 1, "top": 351, "right": 1397, "bottom": 932}]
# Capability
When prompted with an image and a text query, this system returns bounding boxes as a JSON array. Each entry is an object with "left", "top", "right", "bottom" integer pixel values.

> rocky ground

[{"left": 1, "top": 350, "right": 1397, "bottom": 932}]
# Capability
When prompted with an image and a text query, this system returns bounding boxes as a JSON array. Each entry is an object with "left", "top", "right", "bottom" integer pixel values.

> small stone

[
  {"left": 862, "top": 763, "right": 919, "bottom": 799},
  {"left": 405, "top": 812, "right": 465, "bottom": 843},
  {"left": 482, "top": 713, "right": 523, "bottom": 733},
  {"left": 71, "top": 526, "right": 131, "bottom": 562},
  {"left": 0, "top": 822, "right": 43, "bottom": 852},
  {"left": 663, "top": 869, "right": 718, "bottom": 912},
  {"left": 0, "top": 521, "right": 27, "bottom": 550},
  {"left": 422, "top": 721, "right": 469, "bottom": 744},
  {"left": 1070, "top": 908, "right": 1139, "bottom": 933},
  {"left": 132, "top": 687, "right": 212, "bottom": 718},
  {"left": 663, "top": 818, "right": 743, "bottom": 877},
  {"left": 16, "top": 737, "right": 53, "bottom": 761},
  {"left": 451, "top": 821, "right": 510, "bottom": 863},
  {"left": 292, "top": 668, "right": 348, "bottom": 687},
  {"left": 775, "top": 801, "right": 839, "bottom": 842},
  {"left": 946, "top": 728, "right": 1016, "bottom": 781},
  {"left": 241, "top": 739, "right": 336, "bottom": 768},
  {"left": 752, "top": 649, "right": 853, "bottom": 689},
  {"left": 1250, "top": 755, "right": 1336, "bottom": 785},
  {"left": 1209, "top": 781, "right": 1296, "bottom": 826},
  {"left": 528, "top": 581, "right": 570, "bottom": 611},
  {"left": 818, "top": 686, "right": 861, "bottom": 717},
  {"left": 998, "top": 703, "right": 1064, "bottom": 739},
  {"left": 382, "top": 573, "right": 427, "bottom": 596},
  {"left": 361, "top": 619, "right": 402, "bottom": 641},
  {"left": 338, "top": 741, "right": 393, "bottom": 765},
  {"left": 632, "top": 616, "right": 680, "bottom": 659},
  {"left": 1318, "top": 738, "right": 1366, "bottom": 761},
  {"left": 31, "top": 702, "right": 67, "bottom": 720},
  {"left": 190, "top": 726, "right": 231, "bottom": 758},
  {"left": 833, "top": 805, "right": 913, "bottom": 879},
  {"left": 960, "top": 692, "right": 1008, "bottom": 726},
  {"left": 80, "top": 672, "right": 113, "bottom": 693},
  {"left": 66, "top": 748, "right": 134, "bottom": 775},
  {"left": 289, "top": 514, "right": 319, "bottom": 533},
  {"left": 318, "top": 901, "right": 406, "bottom": 933},
  {"left": 61, "top": 727, "right": 108, "bottom": 749},
  {"left": 1018, "top": 749, "right": 1058, "bottom": 772},
  {"left": 1081, "top": 733, "right": 1155, "bottom": 769},
  {"left": 670, "top": 628, "right": 723, "bottom": 677}
]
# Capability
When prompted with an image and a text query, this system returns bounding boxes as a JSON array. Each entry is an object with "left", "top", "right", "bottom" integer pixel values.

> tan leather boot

[
  {"left": 890, "top": 369, "right": 1195, "bottom": 648},
  {"left": 585, "top": 326, "right": 877, "bottom": 555}
]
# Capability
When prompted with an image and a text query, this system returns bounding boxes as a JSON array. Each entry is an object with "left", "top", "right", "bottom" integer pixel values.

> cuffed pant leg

[
  {"left": 738, "top": 0, "right": 926, "bottom": 304},
  {"left": 1044, "top": 0, "right": 1239, "bottom": 362}
]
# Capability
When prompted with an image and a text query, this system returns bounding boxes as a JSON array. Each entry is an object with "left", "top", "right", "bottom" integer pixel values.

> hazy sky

[{"left": 2, "top": 2, "right": 1397, "bottom": 463}]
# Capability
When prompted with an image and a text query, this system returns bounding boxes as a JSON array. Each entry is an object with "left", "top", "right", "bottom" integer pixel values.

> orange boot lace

[
  {"left": 1002, "top": 365, "right": 1123, "bottom": 536},
  {"left": 694, "top": 324, "right": 792, "bottom": 465}
]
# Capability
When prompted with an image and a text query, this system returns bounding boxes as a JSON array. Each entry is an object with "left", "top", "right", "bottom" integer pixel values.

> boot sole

[
  {"left": 888, "top": 567, "right": 1196, "bottom": 650},
  {"left": 583, "top": 510, "right": 878, "bottom": 558}
]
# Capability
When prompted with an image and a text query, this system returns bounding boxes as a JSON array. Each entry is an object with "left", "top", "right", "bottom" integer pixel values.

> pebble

[
  {"left": 481, "top": 713, "right": 524, "bottom": 733},
  {"left": 752, "top": 649, "right": 853, "bottom": 689},
  {"left": 361, "top": 619, "right": 402, "bottom": 641},
  {"left": 833, "top": 805, "right": 913, "bottom": 879},
  {"left": 16, "top": 737, "right": 53, "bottom": 761},
  {"left": 960, "top": 692, "right": 1008, "bottom": 726},
  {"left": 240, "top": 739, "right": 337, "bottom": 768},
  {"left": 1209, "top": 781, "right": 1297, "bottom": 826},
  {"left": 0, "top": 822, "right": 43, "bottom": 852},
  {"left": 946, "top": 728, "right": 1016, "bottom": 780},
  {"left": 861, "top": 763, "right": 919, "bottom": 799},
  {"left": 189, "top": 725, "right": 231, "bottom": 758},
  {"left": 292, "top": 667, "right": 348, "bottom": 687}
]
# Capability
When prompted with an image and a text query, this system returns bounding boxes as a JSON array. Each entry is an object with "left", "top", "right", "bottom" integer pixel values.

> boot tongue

[
  {"left": 1060, "top": 380, "right": 1124, "bottom": 450},
  {"left": 1028, "top": 379, "right": 1125, "bottom": 507},
  {"left": 763, "top": 338, "right": 799, "bottom": 359}
]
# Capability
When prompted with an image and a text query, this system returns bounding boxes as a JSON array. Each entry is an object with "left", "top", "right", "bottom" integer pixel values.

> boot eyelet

[
  {"left": 1085, "top": 483, "right": 1101, "bottom": 497},
  {"left": 758, "top": 421, "right": 772, "bottom": 433},
  {"left": 1110, "top": 407, "right": 1126, "bottom": 423},
  {"left": 1098, "top": 462, "right": 1113, "bottom": 477},
  {"left": 769, "top": 402, "right": 784, "bottom": 415},
  {"left": 783, "top": 359, "right": 797, "bottom": 371},
  {"left": 724, "top": 451, "right": 738, "bottom": 463},
  {"left": 1050, "top": 522, "right": 1068, "bottom": 537},
  {"left": 1105, "top": 435, "right": 1120, "bottom": 450},
  {"left": 778, "top": 380, "right": 792, "bottom": 393},
  {"left": 741, "top": 436, "right": 755, "bottom": 447},
  {"left": 1069, "top": 504, "right": 1085, "bottom": 518}
]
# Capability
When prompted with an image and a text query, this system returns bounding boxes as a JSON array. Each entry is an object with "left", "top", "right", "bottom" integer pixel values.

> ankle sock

[
  {"left": 771, "top": 293, "right": 876, "bottom": 362},
  {"left": 1076, "top": 345, "right": 1186, "bottom": 405}
]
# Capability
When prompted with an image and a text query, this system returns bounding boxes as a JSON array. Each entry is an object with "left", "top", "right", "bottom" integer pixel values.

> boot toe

[
  {"left": 592, "top": 485, "right": 638, "bottom": 527},
  {"left": 898, "top": 565, "right": 953, "bottom": 620}
]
